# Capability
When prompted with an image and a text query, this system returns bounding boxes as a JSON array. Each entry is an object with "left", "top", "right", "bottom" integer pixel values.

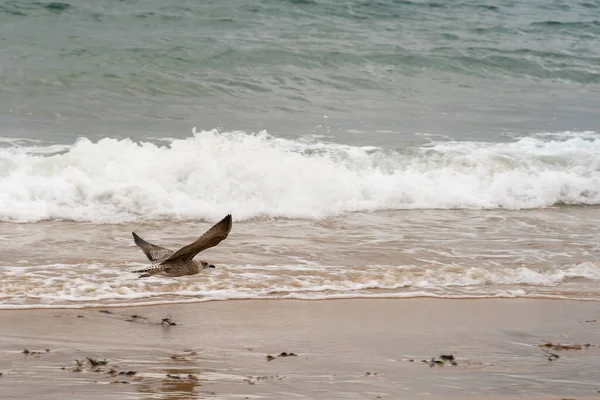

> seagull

[{"left": 131, "top": 214, "right": 232, "bottom": 278}]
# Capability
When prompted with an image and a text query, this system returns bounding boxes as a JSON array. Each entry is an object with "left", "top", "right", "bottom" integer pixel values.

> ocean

[{"left": 1, "top": 0, "right": 599, "bottom": 308}]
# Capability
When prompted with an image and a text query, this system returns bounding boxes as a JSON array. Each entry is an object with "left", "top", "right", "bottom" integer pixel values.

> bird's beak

[{"left": 209, "top": 264, "right": 216, "bottom": 268}]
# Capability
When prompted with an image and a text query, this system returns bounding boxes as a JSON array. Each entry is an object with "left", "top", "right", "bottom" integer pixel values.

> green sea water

[{"left": 1, "top": 0, "right": 599, "bottom": 144}]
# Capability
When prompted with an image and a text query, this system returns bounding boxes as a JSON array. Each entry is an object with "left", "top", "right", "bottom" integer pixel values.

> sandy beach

[{"left": 1, "top": 298, "right": 599, "bottom": 400}]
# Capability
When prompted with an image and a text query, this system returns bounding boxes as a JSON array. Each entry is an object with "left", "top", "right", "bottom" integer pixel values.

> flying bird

[{"left": 131, "top": 214, "right": 232, "bottom": 278}]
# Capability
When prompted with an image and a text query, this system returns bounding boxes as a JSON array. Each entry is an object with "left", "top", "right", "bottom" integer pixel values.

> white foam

[
  {"left": 1, "top": 130, "right": 600, "bottom": 222},
  {"left": 0, "top": 261, "right": 599, "bottom": 309}
]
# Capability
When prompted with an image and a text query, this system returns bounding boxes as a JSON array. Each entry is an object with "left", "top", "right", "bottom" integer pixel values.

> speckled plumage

[{"left": 131, "top": 214, "right": 232, "bottom": 278}]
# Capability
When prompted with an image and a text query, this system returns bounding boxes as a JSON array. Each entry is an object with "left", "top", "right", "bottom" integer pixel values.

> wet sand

[{"left": 1, "top": 298, "right": 599, "bottom": 399}]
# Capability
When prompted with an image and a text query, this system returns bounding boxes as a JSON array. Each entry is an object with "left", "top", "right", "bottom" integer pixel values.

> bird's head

[{"left": 200, "top": 261, "right": 216, "bottom": 269}]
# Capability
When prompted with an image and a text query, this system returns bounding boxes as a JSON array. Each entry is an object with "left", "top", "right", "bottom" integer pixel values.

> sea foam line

[{"left": 1, "top": 292, "right": 599, "bottom": 311}]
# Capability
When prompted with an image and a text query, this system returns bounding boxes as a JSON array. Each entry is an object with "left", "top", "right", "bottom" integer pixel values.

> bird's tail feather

[{"left": 131, "top": 265, "right": 162, "bottom": 278}]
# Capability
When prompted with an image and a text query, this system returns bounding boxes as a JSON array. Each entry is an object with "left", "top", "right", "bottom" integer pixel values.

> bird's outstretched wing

[
  {"left": 160, "top": 214, "right": 232, "bottom": 264},
  {"left": 132, "top": 232, "right": 174, "bottom": 264}
]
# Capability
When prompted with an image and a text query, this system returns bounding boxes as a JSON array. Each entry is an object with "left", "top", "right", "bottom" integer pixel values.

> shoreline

[
  {"left": 2, "top": 295, "right": 600, "bottom": 312},
  {"left": 1, "top": 298, "right": 600, "bottom": 399}
]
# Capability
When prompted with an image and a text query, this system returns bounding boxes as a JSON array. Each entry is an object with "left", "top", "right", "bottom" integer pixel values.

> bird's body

[
  {"left": 131, "top": 214, "right": 232, "bottom": 278},
  {"left": 131, "top": 259, "right": 202, "bottom": 278}
]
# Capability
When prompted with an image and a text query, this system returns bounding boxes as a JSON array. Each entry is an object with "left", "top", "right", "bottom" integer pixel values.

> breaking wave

[{"left": 1, "top": 129, "right": 599, "bottom": 223}]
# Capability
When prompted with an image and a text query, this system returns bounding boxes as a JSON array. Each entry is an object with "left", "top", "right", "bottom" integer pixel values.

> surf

[{"left": 0, "top": 129, "right": 599, "bottom": 223}]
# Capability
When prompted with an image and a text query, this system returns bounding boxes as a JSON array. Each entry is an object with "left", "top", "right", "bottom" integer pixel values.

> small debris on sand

[
  {"left": 245, "top": 375, "right": 284, "bottom": 384},
  {"left": 22, "top": 348, "right": 49, "bottom": 355},
  {"left": 99, "top": 310, "right": 113, "bottom": 314},
  {"left": 169, "top": 349, "right": 197, "bottom": 361},
  {"left": 166, "top": 373, "right": 181, "bottom": 379},
  {"left": 278, "top": 352, "right": 297, "bottom": 357},
  {"left": 266, "top": 352, "right": 298, "bottom": 361},
  {"left": 126, "top": 315, "right": 148, "bottom": 322},
  {"left": 87, "top": 357, "right": 108, "bottom": 367},
  {"left": 119, "top": 371, "right": 137, "bottom": 376},
  {"left": 65, "top": 360, "right": 85, "bottom": 373},
  {"left": 426, "top": 358, "right": 444, "bottom": 367},
  {"left": 65, "top": 360, "right": 139, "bottom": 378},
  {"left": 422, "top": 355, "right": 459, "bottom": 367},
  {"left": 541, "top": 348, "right": 559, "bottom": 361},
  {"left": 161, "top": 317, "right": 177, "bottom": 326},
  {"left": 539, "top": 343, "right": 594, "bottom": 351}
]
